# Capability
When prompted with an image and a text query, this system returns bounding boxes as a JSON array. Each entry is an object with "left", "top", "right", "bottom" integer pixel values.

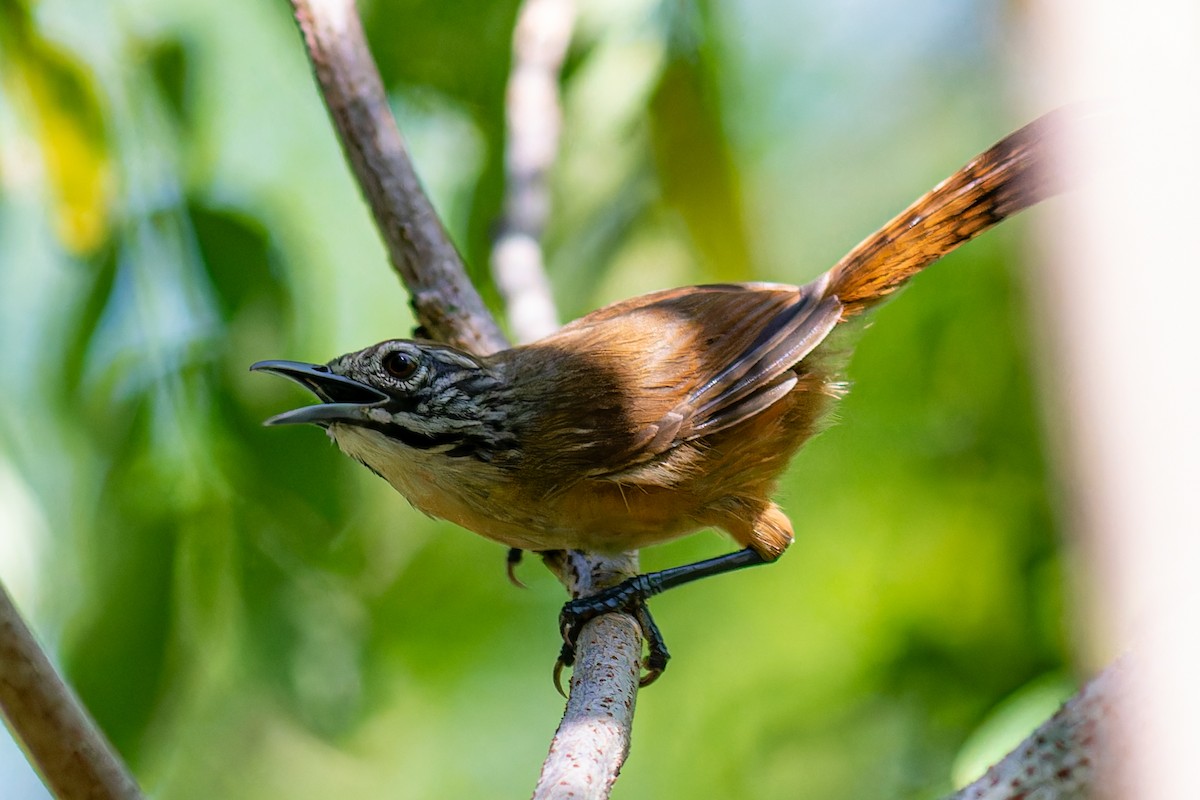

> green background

[{"left": 0, "top": 0, "right": 1073, "bottom": 797}]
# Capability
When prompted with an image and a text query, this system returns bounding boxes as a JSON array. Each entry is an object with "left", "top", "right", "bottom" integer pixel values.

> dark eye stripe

[{"left": 355, "top": 420, "right": 517, "bottom": 461}]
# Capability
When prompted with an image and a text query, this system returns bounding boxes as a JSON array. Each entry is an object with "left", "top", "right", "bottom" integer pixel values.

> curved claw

[
  {"left": 638, "top": 667, "right": 664, "bottom": 687},
  {"left": 506, "top": 548, "right": 527, "bottom": 589},
  {"left": 552, "top": 658, "right": 569, "bottom": 698}
]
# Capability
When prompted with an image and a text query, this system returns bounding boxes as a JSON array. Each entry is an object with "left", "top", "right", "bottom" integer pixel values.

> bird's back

[{"left": 493, "top": 281, "right": 848, "bottom": 555}]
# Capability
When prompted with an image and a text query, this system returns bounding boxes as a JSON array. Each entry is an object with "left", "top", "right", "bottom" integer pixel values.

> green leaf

[
  {"left": 188, "top": 202, "right": 284, "bottom": 321},
  {"left": 649, "top": 38, "right": 753, "bottom": 282},
  {"left": 145, "top": 37, "right": 191, "bottom": 130}
]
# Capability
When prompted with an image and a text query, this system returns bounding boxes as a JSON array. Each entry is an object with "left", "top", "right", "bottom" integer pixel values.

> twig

[
  {"left": 948, "top": 661, "right": 1126, "bottom": 800},
  {"left": 0, "top": 583, "right": 144, "bottom": 800},
  {"left": 289, "top": 0, "right": 507, "bottom": 355},
  {"left": 287, "top": 3, "right": 642, "bottom": 797},
  {"left": 492, "top": 0, "right": 573, "bottom": 343}
]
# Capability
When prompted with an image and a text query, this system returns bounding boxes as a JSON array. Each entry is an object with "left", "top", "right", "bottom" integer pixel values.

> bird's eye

[{"left": 382, "top": 350, "right": 418, "bottom": 380}]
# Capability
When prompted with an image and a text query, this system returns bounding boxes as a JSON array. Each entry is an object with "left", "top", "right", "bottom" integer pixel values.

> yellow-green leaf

[{"left": 1, "top": 1, "right": 113, "bottom": 254}]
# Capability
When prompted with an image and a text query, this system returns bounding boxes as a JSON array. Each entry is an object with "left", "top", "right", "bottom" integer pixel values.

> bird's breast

[{"left": 326, "top": 423, "right": 709, "bottom": 552}]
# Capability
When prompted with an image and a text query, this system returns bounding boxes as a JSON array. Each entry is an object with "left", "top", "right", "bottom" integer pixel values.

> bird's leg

[{"left": 556, "top": 547, "right": 767, "bottom": 688}]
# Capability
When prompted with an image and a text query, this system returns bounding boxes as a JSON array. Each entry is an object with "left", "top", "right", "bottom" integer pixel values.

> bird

[{"left": 252, "top": 110, "right": 1063, "bottom": 687}]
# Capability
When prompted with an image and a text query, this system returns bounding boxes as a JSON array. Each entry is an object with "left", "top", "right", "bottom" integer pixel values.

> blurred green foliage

[{"left": 0, "top": 0, "right": 1070, "bottom": 797}]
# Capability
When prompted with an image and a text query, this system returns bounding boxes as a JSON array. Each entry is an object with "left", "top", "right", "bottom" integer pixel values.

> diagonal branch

[
  {"left": 290, "top": 0, "right": 507, "bottom": 356},
  {"left": 0, "top": 583, "right": 144, "bottom": 800}
]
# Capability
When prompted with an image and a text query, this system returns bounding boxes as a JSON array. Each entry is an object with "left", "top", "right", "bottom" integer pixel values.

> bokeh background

[{"left": 0, "top": 0, "right": 1074, "bottom": 797}]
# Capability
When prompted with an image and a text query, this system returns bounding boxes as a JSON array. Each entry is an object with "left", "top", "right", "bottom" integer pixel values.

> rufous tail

[{"left": 825, "top": 108, "right": 1071, "bottom": 318}]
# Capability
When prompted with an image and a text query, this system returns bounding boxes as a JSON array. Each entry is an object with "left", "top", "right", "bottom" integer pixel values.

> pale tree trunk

[{"left": 1020, "top": 0, "right": 1200, "bottom": 796}]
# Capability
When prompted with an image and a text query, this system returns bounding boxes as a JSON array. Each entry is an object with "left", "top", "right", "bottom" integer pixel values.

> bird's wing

[
  {"left": 630, "top": 282, "right": 841, "bottom": 457},
  {"left": 541, "top": 282, "right": 841, "bottom": 470}
]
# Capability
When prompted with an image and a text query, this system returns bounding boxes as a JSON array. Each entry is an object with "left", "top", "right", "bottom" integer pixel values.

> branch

[
  {"left": 533, "top": 552, "right": 642, "bottom": 800},
  {"left": 289, "top": 0, "right": 507, "bottom": 355},
  {"left": 0, "top": 583, "right": 144, "bottom": 800},
  {"left": 288, "top": 3, "right": 642, "bottom": 796}
]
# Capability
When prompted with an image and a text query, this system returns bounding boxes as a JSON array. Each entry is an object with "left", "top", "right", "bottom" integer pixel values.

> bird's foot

[{"left": 554, "top": 577, "right": 671, "bottom": 696}]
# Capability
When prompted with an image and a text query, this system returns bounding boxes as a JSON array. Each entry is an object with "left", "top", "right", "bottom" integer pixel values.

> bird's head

[{"left": 251, "top": 340, "right": 514, "bottom": 459}]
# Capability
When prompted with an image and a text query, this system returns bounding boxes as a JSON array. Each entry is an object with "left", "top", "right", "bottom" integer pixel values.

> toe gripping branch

[
  {"left": 553, "top": 547, "right": 767, "bottom": 695},
  {"left": 556, "top": 573, "right": 672, "bottom": 695}
]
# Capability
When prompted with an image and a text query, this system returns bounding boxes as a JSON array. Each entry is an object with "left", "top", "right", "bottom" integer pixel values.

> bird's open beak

[{"left": 250, "top": 360, "right": 388, "bottom": 426}]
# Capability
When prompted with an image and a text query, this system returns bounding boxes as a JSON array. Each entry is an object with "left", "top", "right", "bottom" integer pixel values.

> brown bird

[{"left": 253, "top": 110, "right": 1063, "bottom": 686}]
